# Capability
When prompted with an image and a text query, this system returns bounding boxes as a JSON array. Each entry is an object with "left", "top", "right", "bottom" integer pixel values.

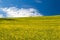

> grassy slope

[{"left": 0, "top": 16, "right": 60, "bottom": 40}]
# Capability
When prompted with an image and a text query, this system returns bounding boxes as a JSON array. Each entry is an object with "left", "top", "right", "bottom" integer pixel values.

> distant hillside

[{"left": 0, "top": 16, "right": 60, "bottom": 40}]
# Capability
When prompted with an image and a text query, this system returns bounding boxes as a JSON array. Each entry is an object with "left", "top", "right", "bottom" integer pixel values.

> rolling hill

[{"left": 0, "top": 16, "right": 60, "bottom": 40}]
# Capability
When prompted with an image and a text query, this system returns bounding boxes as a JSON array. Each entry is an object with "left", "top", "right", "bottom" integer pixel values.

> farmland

[{"left": 0, "top": 16, "right": 60, "bottom": 40}]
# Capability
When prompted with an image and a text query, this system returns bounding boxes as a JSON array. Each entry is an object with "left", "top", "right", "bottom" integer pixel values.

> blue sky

[{"left": 0, "top": 0, "right": 60, "bottom": 17}]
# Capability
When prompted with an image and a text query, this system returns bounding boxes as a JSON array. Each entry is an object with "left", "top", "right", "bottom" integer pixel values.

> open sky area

[{"left": 0, "top": 0, "right": 60, "bottom": 17}]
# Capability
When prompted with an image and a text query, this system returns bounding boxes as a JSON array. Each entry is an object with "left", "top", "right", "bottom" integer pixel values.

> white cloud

[
  {"left": 0, "top": 14, "right": 3, "bottom": 18},
  {"left": 35, "top": 0, "right": 42, "bottom": 3},
  {"left": 0, "top": 7, "right": 43, "bottom": 17}
]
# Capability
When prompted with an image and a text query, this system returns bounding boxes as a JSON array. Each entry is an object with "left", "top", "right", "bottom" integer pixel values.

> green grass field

[{"left": 0, "top": 16, "right": 60, "bottom": 40}]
